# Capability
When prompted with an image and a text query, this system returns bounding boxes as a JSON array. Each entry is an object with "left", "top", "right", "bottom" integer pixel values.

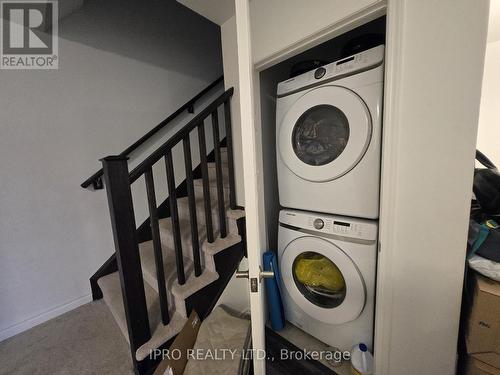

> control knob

[{"left": 313, "top": 218, "right": 324, "bottom": 230}]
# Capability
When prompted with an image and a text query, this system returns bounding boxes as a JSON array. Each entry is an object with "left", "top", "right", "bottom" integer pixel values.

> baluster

[
  {"left": 197, "top": 123, "right": 214, "bottom": 243},
  {"left": 211, "top": 110, "right": 227, "bottom": 238},
  {"left": 223, "top": 100, "right": 237, "bottom": 210},
  {"left": 183, "top": 136, "right": 202, "bottom": 277},
  {"left": 164, "top": 150, "right": 186, "bottom": 285},
  {"left": 144, "top": 168, "right": 170, "bottom": 324},
  {"left": 100, "top": 156, "right": 151, "bottom": 355}
]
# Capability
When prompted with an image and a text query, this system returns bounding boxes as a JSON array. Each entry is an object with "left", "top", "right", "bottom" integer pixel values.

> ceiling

[
  {"left": 177, "top": 0, "right": 234, "bottom": 25},
  {"left": 489, "top": 0, "right": 500, "bottom": 42}
]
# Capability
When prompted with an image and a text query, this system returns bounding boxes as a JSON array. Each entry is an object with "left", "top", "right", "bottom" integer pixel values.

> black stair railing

[
  {"left": 211, "top": 110, "right": 227, "bottom": 238},
  {"left": 81, "top": 76, "right": 223, "bottom": 190},
  {"left": 182, "top": 136, "right": 202, "bottom": 277},
  {"left": 101, "top": 156, "right": 152, "bottom": 355},
  {"left": 197, "top": 124, "right": 214, "bottom": 243},
  {"left": 144, "top": 167, "right": 170, "bottom": 325},
  {"left": 99, "top": 87, "right": 235, "bottom": 360}
]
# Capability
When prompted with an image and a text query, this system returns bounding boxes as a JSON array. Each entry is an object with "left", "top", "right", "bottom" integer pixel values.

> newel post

[{"left": 101, "top": 156, "right": 151, "bottom": 355}]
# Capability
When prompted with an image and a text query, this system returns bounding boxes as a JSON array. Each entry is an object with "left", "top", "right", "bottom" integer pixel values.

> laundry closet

[{"left": 254, "top": 16, "right": 386, "bottom": 368}]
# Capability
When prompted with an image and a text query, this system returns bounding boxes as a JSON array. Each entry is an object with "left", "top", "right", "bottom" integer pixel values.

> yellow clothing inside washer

[{"left": 294, "top": 254, "right": 345, "bottom": 292}]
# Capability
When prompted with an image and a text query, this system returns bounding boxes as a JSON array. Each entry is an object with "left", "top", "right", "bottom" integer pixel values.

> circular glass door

[
  {"left": 292, "top": 105, "right": 350, "bottom": 166},
  {"left": 279, "top": 85, "right": 371, "bottom": 182},
  {"left": 292, "top": 251, "right": 346, "bottom": 308},
  {"left": 280, "top": 236, "right": 366, "bottom": 324}
]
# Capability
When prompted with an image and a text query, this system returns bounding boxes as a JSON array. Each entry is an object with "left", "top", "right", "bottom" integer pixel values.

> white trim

[
  {"left": 253, "top": 2, "right": 387, "bottom": 71},
  {"left": 234, "top": 1, "right": 268, "bottom": 374},
  {"left": 0, "top": 294, "right": 92, "bottom": 342},
  {"left": 373, "top": 1, "right": 403, "bottom": 372}
]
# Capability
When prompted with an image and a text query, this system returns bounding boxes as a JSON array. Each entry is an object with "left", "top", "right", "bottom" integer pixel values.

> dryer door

[
  {"left": 278, "top": 85, "right": 371, "bottom": 182},
  {"left": 280, "top": 236, "right": 366, "bottom": 324}
]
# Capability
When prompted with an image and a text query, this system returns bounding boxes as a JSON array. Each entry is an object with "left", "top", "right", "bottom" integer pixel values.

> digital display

[
  {"left": 334, "top": 220, "right": 350, "bottom": 227},
  {"left": 336, "top": 56, "right": 355, "bottom": 65}
]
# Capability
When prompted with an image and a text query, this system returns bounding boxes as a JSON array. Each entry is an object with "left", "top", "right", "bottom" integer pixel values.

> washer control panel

[{"left": 280, "top": 209, "right": 377, "bottom": 242}]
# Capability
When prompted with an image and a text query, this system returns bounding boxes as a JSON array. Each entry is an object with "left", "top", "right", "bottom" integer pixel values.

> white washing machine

[
  {"left": 278, "top": 209, "right": 377, "bottom": 351},
  {"left": 276, "top": 45, "right": 384, "bottom": 219}
]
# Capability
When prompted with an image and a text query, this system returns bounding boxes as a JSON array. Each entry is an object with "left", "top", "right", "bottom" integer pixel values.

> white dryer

[
  {"left": 278, "top": 209, "right": 377, "bottom": 351},
  {"left": 276, "top": 45, "right": 384, "bottom": 219}
]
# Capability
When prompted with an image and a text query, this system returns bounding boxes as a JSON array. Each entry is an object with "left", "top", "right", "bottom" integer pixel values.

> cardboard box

[
  {"left": 153, "top": 311, "right": 201, "bottom": 375},
  {"left": 466, "top": 275, "right": 500, "bottom": 369},
  {"left": 466, "top": 357, "right": 500, "bottom": 375}
]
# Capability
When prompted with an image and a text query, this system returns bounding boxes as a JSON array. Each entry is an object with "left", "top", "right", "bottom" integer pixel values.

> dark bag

[
  {"left": 477, "top": 227, "right": 500, "bottom": 262},
  {"left": 473, "top": 150, "right": 500, "bottom": 216}
]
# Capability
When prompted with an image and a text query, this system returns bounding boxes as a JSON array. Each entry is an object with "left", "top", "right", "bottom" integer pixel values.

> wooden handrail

[{"left": 81, "top": 76, "right": 223, "bottom": 189}]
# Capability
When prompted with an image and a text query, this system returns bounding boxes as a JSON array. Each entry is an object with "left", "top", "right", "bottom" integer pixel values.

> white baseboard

[{"left": 0, "top": 294, "right": 93, "bottom": 342}]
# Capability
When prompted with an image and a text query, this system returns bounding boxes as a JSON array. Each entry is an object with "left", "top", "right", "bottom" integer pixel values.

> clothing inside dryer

[
  {"left": 292, "top": 104, "right": 350, "bottom": 166},
  {"left": 292, "top": 251, "right": 346, "bottom": 308}
]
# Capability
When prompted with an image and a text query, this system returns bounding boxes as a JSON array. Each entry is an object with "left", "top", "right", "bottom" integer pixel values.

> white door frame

[
  {"left": 234, "top": 0, "right": 489, "bottom": 373},
  {"left": 234, "top": 0, "right": 268, "bottom": 374}
]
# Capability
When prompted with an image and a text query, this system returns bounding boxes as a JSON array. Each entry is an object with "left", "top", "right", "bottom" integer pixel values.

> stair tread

[
  {"left": 139, "top": 240, "right": 192, "bottom": 294},
  {"left": 159, "top": 216, "right": 208, "bottom": 250},
  {"left": 177, "top": 193, "right": 221, "bottom": 211},
  {"left": 170, "top": 264, "right": 219, "bottom": 300},
  {"left": 177, "top": 194, "right": 229, "bottom": 224},
  {"left": 139, "top": 241, "right": 219, "bottom": 296},
  {"left": 139, "top": 239, "right": 221, "bottom": 298},
  {"left": 97, "top": 272, "right": 161, "bottom": 344},
  {"left": 203, "top": 232, "right": 243, "bottom": 257},
  {"left": 135, "top": 312, "right": 187, "bottom": 362},
  {"left": 158, "top": 214, "right": 239, "bottom": 253},
  {"left": 194, "top": 162, "right": 229, "bottom": 189},
  {"left": 97, "top": 270, "right": 204, "bottom": 363}
]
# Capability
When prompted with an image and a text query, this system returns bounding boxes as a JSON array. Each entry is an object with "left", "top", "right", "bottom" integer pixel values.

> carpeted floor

[{"left": 0, "top": 300, "right": 134, "bottom": 375}]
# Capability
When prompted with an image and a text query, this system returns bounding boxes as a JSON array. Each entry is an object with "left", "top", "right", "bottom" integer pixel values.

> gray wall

[{"left": 0, "top": 0, "right": 222, "bottom": 340}]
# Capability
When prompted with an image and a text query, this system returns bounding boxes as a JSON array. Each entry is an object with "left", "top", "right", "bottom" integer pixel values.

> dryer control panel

[
  {"left": 279, "top": 209, "right": 378, "bottom": 242},
  {"left": 277, "top": 45, "right": 384, "bottom": 97}
]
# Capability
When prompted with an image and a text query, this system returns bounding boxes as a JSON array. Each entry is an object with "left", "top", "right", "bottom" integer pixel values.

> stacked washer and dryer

[{"left": 276, "top": 45, "right": 384, "bottom": 352}]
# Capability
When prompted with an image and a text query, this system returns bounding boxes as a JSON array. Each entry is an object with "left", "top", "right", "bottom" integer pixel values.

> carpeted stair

[{"left": 97, "top": 147, "right": 245, "bottom": 361}]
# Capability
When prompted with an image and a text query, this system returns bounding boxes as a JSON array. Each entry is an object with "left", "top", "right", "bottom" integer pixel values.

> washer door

[
  {"left": 279, "top": 85, "right": 371, "bottom": 182},
  {"left": 280, "top": 236, "right": 366, "bottom": 324}
]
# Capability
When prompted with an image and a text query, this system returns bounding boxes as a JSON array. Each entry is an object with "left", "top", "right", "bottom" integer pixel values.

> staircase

[{"left": 84, "top": 79, "right": 246, "bottom": 375}]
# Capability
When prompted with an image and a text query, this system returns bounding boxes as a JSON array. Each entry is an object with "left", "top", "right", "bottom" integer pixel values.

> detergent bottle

[{"left": 351, "top": 343, "right": 373, "bottom": 375}]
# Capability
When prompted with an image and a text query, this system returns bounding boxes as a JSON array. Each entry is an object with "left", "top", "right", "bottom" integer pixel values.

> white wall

[
  {"left": 375, "top": 1, "right": 488, "bottom": 374},
  {"left": 477, "top": 40, "right": 500, "bottom": 166},
  {"left": 487, "top": 0, "right": 500, "bottom": 43},
  {"left": 0, "top": 0, "right": 222, "bottom": 341},
  {"left": 250, "top": 0, "right": 385, "bottom": 68}
]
